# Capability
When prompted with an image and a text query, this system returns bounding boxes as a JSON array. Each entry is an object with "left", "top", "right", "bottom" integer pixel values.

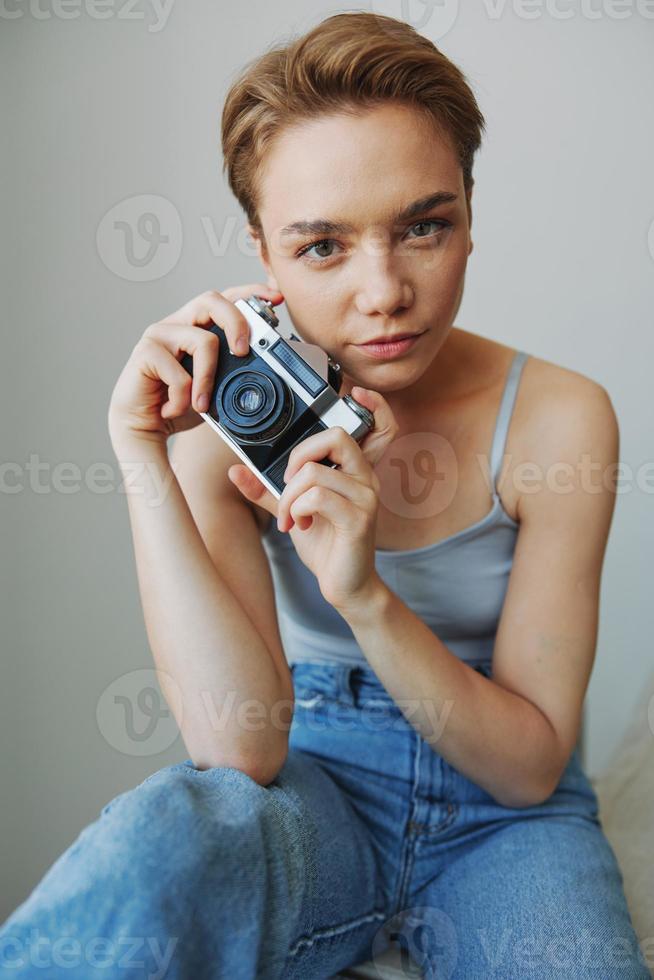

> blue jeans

[{"left": 0, "top": 659, "right": 649, "bottom": 979}]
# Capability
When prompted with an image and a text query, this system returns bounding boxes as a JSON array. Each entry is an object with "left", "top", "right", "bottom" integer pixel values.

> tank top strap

[{"left": 488, "top": 350, "right": 529, "bottom": 495}]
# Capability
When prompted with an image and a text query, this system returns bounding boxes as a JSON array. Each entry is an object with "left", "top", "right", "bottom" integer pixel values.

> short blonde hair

[{"left": 221, "top": 11, "right": 486, "bottom": 236}]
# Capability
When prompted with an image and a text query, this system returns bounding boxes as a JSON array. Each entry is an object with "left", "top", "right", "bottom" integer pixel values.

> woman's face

[{"left": 249, "top": 102, "right": 473, "bottom": 407}]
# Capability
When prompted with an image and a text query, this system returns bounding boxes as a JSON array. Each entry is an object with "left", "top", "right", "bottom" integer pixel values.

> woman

[{"left": 1, "top": 12, "right": 647, "bottom": 980}]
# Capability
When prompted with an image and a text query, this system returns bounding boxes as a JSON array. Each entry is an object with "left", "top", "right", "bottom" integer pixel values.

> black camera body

[{"left": 180, "top": 295, "right": 375, "bottom": 500}]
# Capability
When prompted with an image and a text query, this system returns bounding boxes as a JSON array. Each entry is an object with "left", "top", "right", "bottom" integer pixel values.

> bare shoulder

[
  {"left": 456, "top": 327, "right": 615, "bottom": 419},
  {"left": 512, "top": 351, "right": 618, "bottom": 452},
  {"left": 520, "top": 349, "right": 614, "bottom": 405},
  {"left": 505, "top": 349, "right": 619, "bottom": 520},
  {"left": 455, "top": 329, "right": 618, "bottom": 519}
]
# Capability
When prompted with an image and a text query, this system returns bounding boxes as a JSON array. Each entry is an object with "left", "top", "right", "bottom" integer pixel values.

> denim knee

[
  {"left": 98, "top": 760, "right": 305, "bottom": 893},
  {"left": 0, "top": 763, "right": 304, "bottom": 979}
]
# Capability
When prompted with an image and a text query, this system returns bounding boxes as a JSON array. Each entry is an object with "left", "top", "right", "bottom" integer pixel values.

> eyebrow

[{"left": 279, "top": 191, "right": 459, "bottom": 239}]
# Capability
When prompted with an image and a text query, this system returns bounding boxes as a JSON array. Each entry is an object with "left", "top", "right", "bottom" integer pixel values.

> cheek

[
  {"left": 413, "top": 247, "right": 468, "bottom": 323},
  {"left": 278, "top": 287, "right": 340, "bottom": 345},
  {"left": 287, "top": 280, "right": 346, "bottom": 331},
  {"left": 409, "top": 234, "right": 468, "bottom": 283},
  {"left": 274, "top": 259, "right": 330, "bottom": 301},
  {"left": 432, "top": 242, "right": 469, "bottom": 293},
  {"left": 444, "top": 252, "right": 468, "bottom": 291}
]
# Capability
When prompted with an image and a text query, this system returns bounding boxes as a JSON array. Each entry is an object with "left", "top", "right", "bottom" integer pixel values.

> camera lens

[
  {"left": 235, "top": 383, "right": 265, "bottom": 415},
  {"left": 216, "top": 367, "right": 293, "bottom": 444}
]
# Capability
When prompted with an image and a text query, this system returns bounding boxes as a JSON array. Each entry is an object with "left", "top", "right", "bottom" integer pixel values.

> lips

[
  {"left": 361, "top": 331, "right": 422, "bottom": 345},
  {"left": 355, "top": 331, "right": 424, "bottom": 360}
]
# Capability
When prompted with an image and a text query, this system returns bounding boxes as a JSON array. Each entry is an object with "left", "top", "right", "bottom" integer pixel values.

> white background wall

[{"left": 2, "top": 0, "right": 653, "bottom": 921}]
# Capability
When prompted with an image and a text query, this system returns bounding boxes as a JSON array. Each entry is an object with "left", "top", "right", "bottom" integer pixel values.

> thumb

[
  {"left": 350, "top": 386, "right": 399, "bottom": 466},
  {"left": 227, "top": 464, "right": 279, "bottom": 516}
]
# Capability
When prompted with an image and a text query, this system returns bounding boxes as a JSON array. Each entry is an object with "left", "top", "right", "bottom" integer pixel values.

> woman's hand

[
  {"left": 107, "top": 285, "right": 284, "bottom": 452},
  {"left": 228, "top": 388, "right": 399, "bottom": 613}
]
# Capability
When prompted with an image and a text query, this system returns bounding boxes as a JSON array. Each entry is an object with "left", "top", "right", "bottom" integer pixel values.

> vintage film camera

[{"left": 180, "top": 295, "right": 375, "bottom": 500}]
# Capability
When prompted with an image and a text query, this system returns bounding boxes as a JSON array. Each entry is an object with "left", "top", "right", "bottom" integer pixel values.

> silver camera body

[{"left": 180, "top": 295, "right": 375, "bottom": 500}]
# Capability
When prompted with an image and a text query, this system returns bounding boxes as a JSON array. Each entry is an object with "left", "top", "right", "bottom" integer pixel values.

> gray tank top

[{"left": 261, "top": 350, "right": 529, "bottom": 668}]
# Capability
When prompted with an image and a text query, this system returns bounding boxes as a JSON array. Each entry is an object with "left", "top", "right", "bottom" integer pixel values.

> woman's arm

[
  {"left": 332, "top": 378, "right": 619, "bottom": 808},
  {"left": 107, "top": 286, "right": 292, "bottom": 783},
  {"left": 112, "top": 435, "right": 292, "bottom": 783}
]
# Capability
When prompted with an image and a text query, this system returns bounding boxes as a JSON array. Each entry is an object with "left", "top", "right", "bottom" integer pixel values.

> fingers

[
  {"left": 149, "top": 286, "right": 285, "bottom": 412},
  {"left": 289, "top": 485, "right": 368, "bottom": 535},
  {"left": 135, "top": 338, "right": 194, "bottom": 419},
  {"left": 221, "top": 284, "right": 284, "bottom": 305},
  {"left": 284, "top": 427, "right": 370, "bottom": 487},
  {"left": 278, "top": 461, "right": 376, "bottom": 533},
  {"left": 283, "top": 391, "right": 398, "bottom": 486},
  {"left": 230, "top": 388, "right": 395, "bottom": 534},
  {"left": 348, "top": 386, "right": 399, "bottom": 468},
  {"left": 159, "top": 286, "right": 283, "bottom": 357},
  {"left": 280, "top": 427, "right": 379, "bottom": 532},
  {"left": 143, "top": 322, "right": 220, "bottom": 413}
]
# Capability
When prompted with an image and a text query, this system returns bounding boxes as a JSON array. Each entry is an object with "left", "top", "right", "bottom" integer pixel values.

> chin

[{"left": 340, "top": 365, "right": 421, "bottom": 396}]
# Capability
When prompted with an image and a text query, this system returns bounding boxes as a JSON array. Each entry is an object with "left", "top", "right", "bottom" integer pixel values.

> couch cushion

[{"left": 592, "top": 670, "right": 654, "bottom": 951}]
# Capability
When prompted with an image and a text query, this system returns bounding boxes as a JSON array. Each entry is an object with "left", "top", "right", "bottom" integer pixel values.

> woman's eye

[
  {"left": 296, "top": 220, "right": 450, "bottom": 265},
  {"left": 297, "top": 239, "right": 341, "bottom": 263},
  {"left": 407, "top": 219, "right": 450, "bottom": 239}
]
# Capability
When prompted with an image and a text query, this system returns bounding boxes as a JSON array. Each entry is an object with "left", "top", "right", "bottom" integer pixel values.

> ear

[{"left": 247, "top": 223, "right": 280, "bottom": 292}]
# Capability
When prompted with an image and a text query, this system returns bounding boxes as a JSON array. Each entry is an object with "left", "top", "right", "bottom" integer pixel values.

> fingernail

[{"left": 197, "top": 394, "right": 209, "bottom": 412}]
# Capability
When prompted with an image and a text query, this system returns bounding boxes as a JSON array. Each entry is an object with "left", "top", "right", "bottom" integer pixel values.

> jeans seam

[
  {"left": 390, "top": 735, "right": 423, "bottom": 916},
  {"left": 287, "top": 906, "right": 387, "bottom": 958},
  {"left": 392, "top": 837, "right": 418, "bottom": 919}
]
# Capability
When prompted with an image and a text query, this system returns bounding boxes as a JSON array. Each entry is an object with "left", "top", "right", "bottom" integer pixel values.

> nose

[{"left": 353, "top": 250, "right": 414, "bottom": 318}]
